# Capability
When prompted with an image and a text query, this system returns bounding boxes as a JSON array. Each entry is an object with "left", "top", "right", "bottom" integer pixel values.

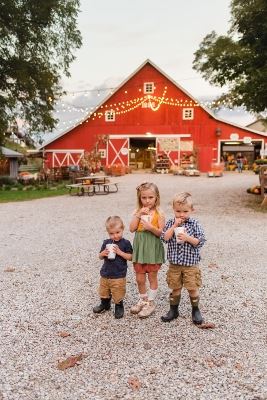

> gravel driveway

[{"left": 0, "top": 172, "right": 266, "bottom": 400}]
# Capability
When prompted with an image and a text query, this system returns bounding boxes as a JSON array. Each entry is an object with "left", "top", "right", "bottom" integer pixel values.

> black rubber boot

[
  {"left": 161, "top": 304, "right": 179, "bottom": 322},
  {"left": 192, "top": 307, "right": 203, "bottom": 325},
  {"left": 93, "top": 298, "right": 111, "bottom": 314},
  {"left": 114, "top": 301, "right": 124, "bottom": 319},
  {"left": 190, "top": 296, "right": 203, "bottom": 325},
  {"left": 161, "top": 294, "right": 181, "bottom": 323}
]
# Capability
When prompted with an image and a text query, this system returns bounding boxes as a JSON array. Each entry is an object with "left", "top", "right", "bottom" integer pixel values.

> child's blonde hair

[
  {"left": 105, "top": 216, "right": 124, "bottom": 231},
  {"left": 136, "top": 182, "right": 160, "bottom": 209},
  {"left": 173, "top": 192, "right": 194, "bottom": 209}
]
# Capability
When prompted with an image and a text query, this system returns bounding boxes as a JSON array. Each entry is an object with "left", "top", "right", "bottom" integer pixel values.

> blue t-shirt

[{"left": 100, "top": 238, "right": 133, "bottom": 278}]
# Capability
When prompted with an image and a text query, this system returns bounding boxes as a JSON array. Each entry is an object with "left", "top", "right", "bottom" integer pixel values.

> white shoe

[
  {"left": 138, "top": 300, "right": 156, "bottom": 318},
  {"left": 130, "top": 299, "right": 148, "bottom": 314}
]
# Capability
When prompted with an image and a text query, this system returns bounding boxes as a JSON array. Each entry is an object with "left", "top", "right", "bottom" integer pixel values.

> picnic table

[{"left": 66, "top": 174, "right": 119, "bottom": 196}]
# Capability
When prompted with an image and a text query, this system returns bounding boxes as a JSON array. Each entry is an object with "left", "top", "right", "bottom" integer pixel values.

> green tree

[
  {"left": 193, "top": 0, "right": 267, "bottom": 115},
  {"left": 0, "top": 0, "right": 82, "bottom": 145}
]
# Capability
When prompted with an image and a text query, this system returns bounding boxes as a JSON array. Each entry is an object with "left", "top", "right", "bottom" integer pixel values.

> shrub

[
  {"left": 255, "top": 158, "right": 267, "bottom": 165},
  {"left": 0, "top": 176, "right": 16, "bottom": 185}
]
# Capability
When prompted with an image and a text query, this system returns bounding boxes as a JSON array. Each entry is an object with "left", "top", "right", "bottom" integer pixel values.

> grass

[{"left": 0, "top": 187, "right": 69, "bottom": 203}]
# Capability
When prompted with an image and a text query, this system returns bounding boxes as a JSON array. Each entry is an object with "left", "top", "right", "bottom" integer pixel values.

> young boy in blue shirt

[
  {"left": 161, "top": 192, "right": 206, "bottom": 325},
  {"left": 93, "top": 216, "right": 133, "bottom": 319}
]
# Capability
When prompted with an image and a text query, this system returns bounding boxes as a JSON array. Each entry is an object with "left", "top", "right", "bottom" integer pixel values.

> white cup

[
  {"left": 106, "top": 244, "right": 116, "bottom": 259},
  {"left": 174, "top": 226, "right": 185, "bottom": 244},
  {"left": 141, "top": 215, "right": 151, "bottom": 223}
]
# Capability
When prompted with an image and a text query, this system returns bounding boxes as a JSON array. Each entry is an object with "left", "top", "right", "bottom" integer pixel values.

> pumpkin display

[{"left": 247, "top": 185, "right": 261, "bottom": 195}]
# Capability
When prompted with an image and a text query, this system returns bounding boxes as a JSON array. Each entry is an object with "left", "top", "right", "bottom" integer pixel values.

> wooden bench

[
  {"left": 66, "top": 183, "right": 90, "bottom": 196},
  {"left": 93, "top": 182, "right": 119, "bottom": 195}
]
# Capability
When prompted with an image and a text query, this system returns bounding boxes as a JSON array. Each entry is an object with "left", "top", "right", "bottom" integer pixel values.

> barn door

[
  {"left": 107, "top": 138, "right": 129, "bottom": 166},
  {"left": 156, "top": 137, "right": 179, "bottom": 166},
  {"left": 51, "top": 151, "right": 84, "bottom": 167}
]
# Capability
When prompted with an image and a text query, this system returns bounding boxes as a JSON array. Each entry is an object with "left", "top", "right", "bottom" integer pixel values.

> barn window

[
  {"left": 99, "top": 149, "right": 106, "bottom": 158},
  {"left": 182, "top": 108, "right": 194, "bottom": 120},
  {"left": 105, "top": 110, "right": 115, "bottom": 122},
  {"left": 144, "top": 82, "right": 154, "bottom": 94}
]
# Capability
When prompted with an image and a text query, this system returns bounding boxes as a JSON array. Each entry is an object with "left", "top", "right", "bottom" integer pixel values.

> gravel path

[{"left": 0, "top": 172, "right": 266, "bottom": 400}]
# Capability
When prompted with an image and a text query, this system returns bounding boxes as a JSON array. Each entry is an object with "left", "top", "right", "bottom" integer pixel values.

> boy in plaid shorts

[{"left": 161, "top": 192, "right": 206, "bottom": 325}]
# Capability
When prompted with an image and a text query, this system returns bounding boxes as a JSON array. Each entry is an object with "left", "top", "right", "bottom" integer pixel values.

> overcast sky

[{"left": 52, "top": 0, "right": 254, "bottom": 137}]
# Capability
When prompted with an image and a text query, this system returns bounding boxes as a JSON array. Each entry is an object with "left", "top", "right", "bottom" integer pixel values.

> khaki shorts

[
  {"left": 99, "top": 277, "right": 126, "bottom": 304},
  {"left": 166, "top": 264, "right": 202, "bottom": 290}
]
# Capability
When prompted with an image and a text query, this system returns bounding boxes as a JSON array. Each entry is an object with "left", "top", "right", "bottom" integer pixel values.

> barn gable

[{"left": 41, "top": 59, "right": 267, "bottom": 171}]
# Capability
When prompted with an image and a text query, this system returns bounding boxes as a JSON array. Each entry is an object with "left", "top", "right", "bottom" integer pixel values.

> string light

[{"left": 53, "top": 84, "right": 252, "bottom": 131}]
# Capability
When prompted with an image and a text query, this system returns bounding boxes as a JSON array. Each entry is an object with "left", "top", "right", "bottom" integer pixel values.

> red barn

[{"left": 41, "top": 59, "right": 267, "bottom": 172}]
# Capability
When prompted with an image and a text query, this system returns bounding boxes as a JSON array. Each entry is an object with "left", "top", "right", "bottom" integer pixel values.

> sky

[{"left": 51, "top": 0, "right": 255, "bottom": 137}]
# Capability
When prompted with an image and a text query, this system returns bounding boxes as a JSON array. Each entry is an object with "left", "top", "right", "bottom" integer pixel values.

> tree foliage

[
  {"left": 0, "top": 0, "right": 82, "bottom": 144},
  {"left": 193, "top": 0, "right": 267, "bottom": 115}
]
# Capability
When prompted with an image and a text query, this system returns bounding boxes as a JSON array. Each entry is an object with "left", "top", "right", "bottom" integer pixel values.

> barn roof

[{"left": 40, "top": 59, "right": 267, "bottom": 148}]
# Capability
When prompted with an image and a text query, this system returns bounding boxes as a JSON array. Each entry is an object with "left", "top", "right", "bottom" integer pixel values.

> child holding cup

[
  {"left": 129, "top": 182, "right": 165, "bottom": 318},
  {"left": 161, "top": 192, "right": 206, "bottom": 325},
  {"left": 93, "top": 216, "right": 133, "bottom": 319}
]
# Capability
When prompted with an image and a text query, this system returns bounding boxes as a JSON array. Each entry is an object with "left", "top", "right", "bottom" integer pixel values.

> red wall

[{"left": 44, "top": 62, "right": 266, "bottom": 171}]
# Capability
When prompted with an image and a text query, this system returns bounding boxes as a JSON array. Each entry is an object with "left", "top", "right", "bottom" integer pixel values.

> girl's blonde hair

[
  {"left": 173, "top": 192, "right": 194, "bottom": 209},
  {"left": 105, "top": 216, "right": 124, "bottom": 231},
  {"left": 136, "top": 182, "right": 161, "bottom": 210}
]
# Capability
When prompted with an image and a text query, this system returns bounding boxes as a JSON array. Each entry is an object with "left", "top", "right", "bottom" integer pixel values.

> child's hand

[
  {"left": 140, "top": 207, "right": 150, "bottom": 215},
  {"left": 100, "top": 248, "right": 109, "bottom": 258},
  {"left": 173, "top": 217, "right": 185, "bottom": 227},
  {"left": 113, "top": 244, "right": 121, "bottom": 256},
  {"left": 177, "top": 229, "right": 189, "bottom": 243},
  {"left": 140, "top": 219, "right": 152, "bottom": 231}
]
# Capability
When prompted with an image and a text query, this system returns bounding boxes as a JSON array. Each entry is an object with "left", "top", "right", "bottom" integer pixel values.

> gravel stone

[{"left": 0, "top": 172, "right": 266, "bottom": 400}]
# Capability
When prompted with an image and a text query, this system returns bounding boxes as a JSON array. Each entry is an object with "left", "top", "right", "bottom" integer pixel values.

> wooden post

[{"left": 259, "top": 166, "right": 267, "bottom": 207}]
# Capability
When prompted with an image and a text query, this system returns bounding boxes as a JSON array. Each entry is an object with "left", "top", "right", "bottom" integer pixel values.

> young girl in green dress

[{"left": 129, "top": 182, "right": 165, "bottom": 318}]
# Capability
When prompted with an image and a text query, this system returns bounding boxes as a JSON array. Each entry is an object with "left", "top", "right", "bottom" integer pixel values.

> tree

[
  {"left": 0, "top": 0, "right": 82, "bottom": 145},
  {"left": 193, "top": 0, "right": 267, "bottom": 115}
]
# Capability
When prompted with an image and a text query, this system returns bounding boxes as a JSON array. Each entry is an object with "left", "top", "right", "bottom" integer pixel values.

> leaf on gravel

[
  {"left": 57, "top": 354, "right": 83, "bottom": 370},
  {"left": 208, "top": 262, "right": 218, "bottom": 269},
  {"left": 221, "top": 274, "right": 231, "bottom": 280},
  {"left": 128, "top": 376, "right": 141, "bottom": 390},
  {"left": 4, "top": 266, "right": 16, "bottom": 272},
  {"left": 58, "top": 331, "right": 71, "bottom": 338},
  {"left": 197, "top": 323, "right": 216, "bottom": 329}
]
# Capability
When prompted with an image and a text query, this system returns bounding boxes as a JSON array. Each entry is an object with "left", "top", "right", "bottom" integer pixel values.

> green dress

[{"left": 132, "top": 211, "right": 165, "bottom": 264}]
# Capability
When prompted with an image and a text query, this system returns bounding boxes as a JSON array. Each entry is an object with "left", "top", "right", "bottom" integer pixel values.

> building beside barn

[
  {"left": 0, "top": 146, "right": 24, "bottom": 178},
  {"left": 41, "top": 60, "right": 267, "bottom": 172}
]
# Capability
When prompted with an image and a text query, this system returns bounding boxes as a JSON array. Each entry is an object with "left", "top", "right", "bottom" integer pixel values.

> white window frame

[
  {"left": 99, "top": 149, "right": 106, "bottom": 158},
  {"left": 105, "top": 110, "right": 115, "bottom": 122},
  {"left": 144, "top": 82, "right": 154, "bottom": 94},
  {"left": 182, "top": 108, "right": 194, "bottom": 120}
]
